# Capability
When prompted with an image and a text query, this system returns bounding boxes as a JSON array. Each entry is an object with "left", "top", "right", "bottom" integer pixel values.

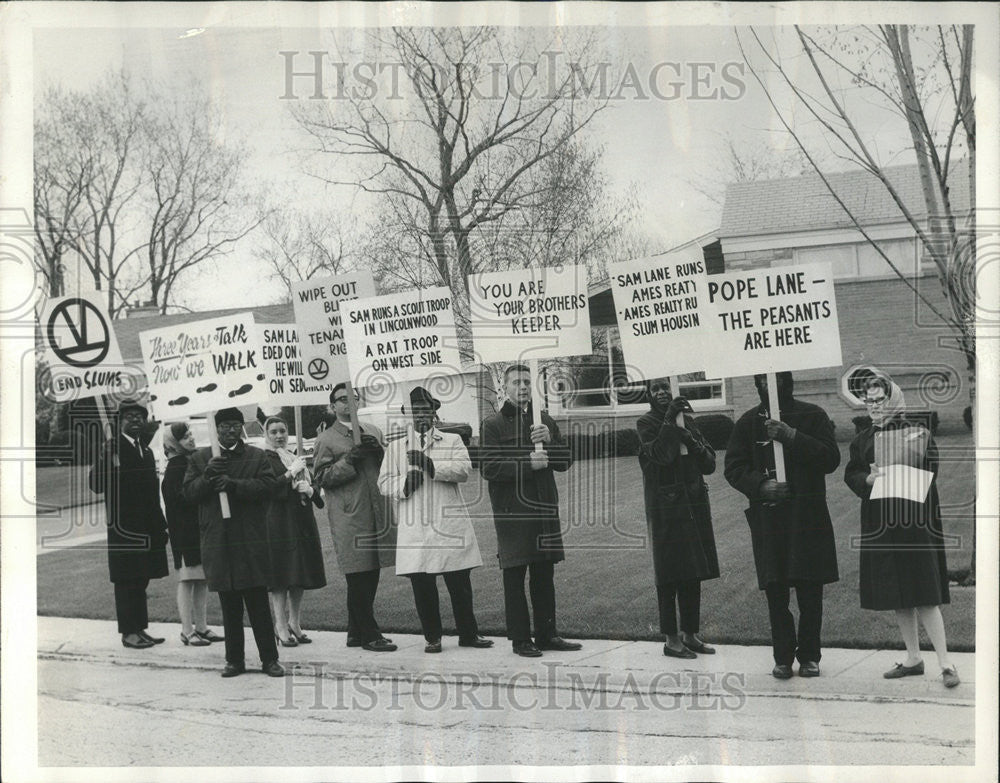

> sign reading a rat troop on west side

[
  {"left": 138, "top": 312, "right": 266, "bottom": 420},
  {"left": 467, "top": 264, "right": 593, "bottom": 364},
  {"left": 606, "top": 249, "right": 711, "bottom": 380},
  {"left": 340, "top": 285, "right": 464, "bottom": 388}
]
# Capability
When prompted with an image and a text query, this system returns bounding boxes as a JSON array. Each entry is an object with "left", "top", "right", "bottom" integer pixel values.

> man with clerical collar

[
  {"left": 312, "top": 383, "right": 398, "bottom": 652},
  {"left": 183, "top": 407, "right": 285, "bottom": 678},
  {"left": 479, "top": 364, "right": 582, "bottom": 658},
  {"left": 89, "top": 400, "right": 169, "bottom": 650}
]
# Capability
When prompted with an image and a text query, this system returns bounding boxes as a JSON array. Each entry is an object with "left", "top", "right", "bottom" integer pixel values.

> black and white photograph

[{"left": 0, "top": 2, "right": 997, "bottom": 781}]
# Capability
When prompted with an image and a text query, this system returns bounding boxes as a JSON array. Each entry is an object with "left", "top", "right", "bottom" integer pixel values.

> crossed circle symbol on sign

[
  {"left": 46, "top": 298, "right": 111, "bottom": 368},
  {"left": 308, "top": 358, "right": 329, "bottom": 381}
]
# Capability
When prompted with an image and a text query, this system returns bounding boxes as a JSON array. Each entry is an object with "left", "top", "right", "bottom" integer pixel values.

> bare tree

[{"left": 255, "top": 206, "right": 354, "bottom": 298}]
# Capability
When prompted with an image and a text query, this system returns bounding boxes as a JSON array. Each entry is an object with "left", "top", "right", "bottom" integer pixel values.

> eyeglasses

[
  {"left": 216, "top": 422, "right": 243, "bottom": 431},
  {"left": 333, "top": 396, "right": 350, "bottom": 404}
]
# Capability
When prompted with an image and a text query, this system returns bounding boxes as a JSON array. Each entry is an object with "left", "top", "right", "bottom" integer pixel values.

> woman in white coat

[{"left": 378, "top": 387, "right": 493, "bottom": 653}]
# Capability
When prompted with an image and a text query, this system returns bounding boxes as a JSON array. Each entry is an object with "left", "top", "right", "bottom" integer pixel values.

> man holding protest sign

[
  {"left": 480, "top": 364, "right": 581, "bottom": 658},
  {"left": 183, "top": 407, "right": 285, "bottom": 678},
  {"left": 724, "top": 372, "right": 840, "bottom": 680},
  {"left": 312, "top": 383, "right": 398, "bottom": 652}
]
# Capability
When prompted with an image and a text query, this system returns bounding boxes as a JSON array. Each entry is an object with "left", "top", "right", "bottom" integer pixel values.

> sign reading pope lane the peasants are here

[
  {"left": 607, "top": 249, "right": 711, "bottom": 381},
  {"left": 257, "top": 324, "right": 330, "bottom": 406},
  {"left": 467, "top": 265, "right": 592, "bottom": 364},
  {"left": 38, "top": 292, "right": 135, "bottom": 402},
  {"left": 701, "top": 261, "right": 842, "bottom": 377},
  {"left": 291, "top": 271, "right": 376, "bottom": 392},
  {"left": 139, "top": 312, "right": 265, "bottom": 420},
  {"left": 341, "top": 286, "right": 463, "bottom": 388}
]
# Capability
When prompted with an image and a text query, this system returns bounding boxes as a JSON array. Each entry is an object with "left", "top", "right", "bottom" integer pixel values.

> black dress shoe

[
  {"left": 513, "top": 640, "right": 543, "bottom": 658},
  {"left": 362, "top": 637, "right": 397, "bottom": 652},
  {"left": 458, "top": 636, "right": 494, "bottom": 649},
  {"left": 261, "top": 661, "right": 286, "bottom": 677},
  {"left": 536, "top": 636, "right": 582, "bottom": 652},
  {"left": 122, "top": 634, "right": 154, "bottom": 649},
  {"left": 424, "top": 640, "right": 443, "bottom": 653},
  {"left": 798, "top": 661, "right": 820, "bottom": 678},
  {"left": 663, "top": 644, "right": 697, "bottom": 659},
  {"left": 682, "top": 637, "right": 716, "bottom": 655},
  {"left": 346, "top": 636, "right": 364, "bottom": 647},
  {"left": 221, "top": 662, "right": 246, "bottom": 678},
  {"left": 138, "top": 631, "right": 165, "bottom": 645},
  {"left": 772, "top": 664, "right": 794, "bottom": 680}
]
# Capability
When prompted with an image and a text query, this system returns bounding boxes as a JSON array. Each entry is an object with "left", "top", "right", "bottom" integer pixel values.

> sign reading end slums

[
  {"left": 702, "top": 261, "right": 842, "bottom": 377},
  {"left": 467, "top": 265, "right": 592, "bottom": 364}
]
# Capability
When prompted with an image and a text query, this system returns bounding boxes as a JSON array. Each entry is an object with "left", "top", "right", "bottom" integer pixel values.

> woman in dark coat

[
  {"left": 161, "top": 422, "right": 223, "bottom": 647},
  {"left": 844, "top": 375, "right": 959, "bottom": 688},
  {"left": 262, "top": 416, "right": 327, "bottom": 646},
  {"left": 637, "top": 379, "right": 719, "bottom": 658}
]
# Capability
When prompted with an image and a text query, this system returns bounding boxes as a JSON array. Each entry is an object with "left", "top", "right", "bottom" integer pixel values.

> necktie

[{"left": 420, "top": 432, "right": 426, "bottom": 448}]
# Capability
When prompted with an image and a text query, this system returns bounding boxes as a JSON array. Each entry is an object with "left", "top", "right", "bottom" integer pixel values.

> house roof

[
  {"left": 719, "top": 160, "right": 971, "bottom": 239},
  {"left": 114, "top": 302, "right": 293, "bottom": 361}
]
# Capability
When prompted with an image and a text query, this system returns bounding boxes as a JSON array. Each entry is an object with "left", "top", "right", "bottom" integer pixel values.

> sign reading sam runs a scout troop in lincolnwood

[
  {"left": 606, "top": 249, "right": 711, "bottom": 380},
  {"left": 291, "top": 271, "right": 377, "bottom": 394},
  {"left": 138, "top": 312, "right": 266, "bottom": 421},
  {"left": 38, "top": 293, "right": 137, "bottom": 402},
  {"left": 701, "top": 261, "right": 843, "bottom": 377},
  {"left": 467, "top": 265, "right": 592, "bottom": 364},
  {"left": 256, "top": 324, "right": 330, "bottom": 406},
  {"left": 340, "top": 285, "right": 464, "bottom": 387}
]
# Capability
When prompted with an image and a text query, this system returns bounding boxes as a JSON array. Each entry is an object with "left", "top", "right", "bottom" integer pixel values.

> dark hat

[
  {"left": 117, "top": 400, "right": 148, "bottom": 418},
  {"left": 214, "top": 407, "right": 245, "bottom": 425},
  {"left": 401, "top": 386, "right": 440, "bottom": 414}
]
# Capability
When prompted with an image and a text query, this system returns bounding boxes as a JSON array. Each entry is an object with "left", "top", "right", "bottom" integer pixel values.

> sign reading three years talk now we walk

[
  {"left": 341, "top": 286, "right": 463, "bottom": 388},
  {"left": 701, "top": 261, "right": 842, "bottom": 377},
  {"left": 467, "top": 265, "right": 592, "bottom": 363},
  {"left": 607, "top": 250, "right": 711, "bottom": 381}
]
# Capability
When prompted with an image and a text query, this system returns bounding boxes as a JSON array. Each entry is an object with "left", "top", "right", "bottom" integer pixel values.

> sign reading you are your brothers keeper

[
  {"left": 291, "top": 271, "right": 377, "bottom": 390},
  {"left": 467, "top": 265, "right": 592, "bottom": 363},
  {"left": 139, "top": 312, "right": 265, "bottom": 420},
  {"left": 701, "top": 261, "right": 842, "bottom": 377},
  {"left": 607, "top": 249, "right": 711, "bottom": 380},
  {"left": 257, "top": 324, "right": 330, "bottom": 406},
  {"left": 38, "top": 293, "right": 134, "bottom": 402},
  {"left": 341, "top": 286, "right": 463, "bottom": 387}
]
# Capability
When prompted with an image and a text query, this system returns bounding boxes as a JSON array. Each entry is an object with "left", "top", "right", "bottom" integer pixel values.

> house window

[{"left": 794, "top": 238, "right": 918, "bottom": 280}]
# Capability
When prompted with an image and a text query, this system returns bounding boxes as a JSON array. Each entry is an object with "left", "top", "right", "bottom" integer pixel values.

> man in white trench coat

[{"left": 378, "top": 386, "right": 494, "bottom": 653}]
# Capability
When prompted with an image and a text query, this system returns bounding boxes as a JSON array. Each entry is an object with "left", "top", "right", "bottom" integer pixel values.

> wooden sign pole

[
  {"left": 206, "top": 411, "right": 232, "bottom": 519},
  {"left": 766, "top": 373, "right": 787, "bottom": 482},
  {"left": 293, "top": 405, "right": 305, "bottom": 459},
  {"left": 668, "top": 376, "right": 688, "bottom": 455},
  {"left": 344, "top": 380, "right": 362, "bottom": 446},
  {"left": 528, "top": 358, "right": 545, "bottom": 453}
]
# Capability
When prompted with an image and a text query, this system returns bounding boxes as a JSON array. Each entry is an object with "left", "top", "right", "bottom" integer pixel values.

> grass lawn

[
  {"left": 37, "top": 435, "right": 976, "bottom": 650},
  {"left": 35, "top": 465, "right": 102, "bottom": 510}
]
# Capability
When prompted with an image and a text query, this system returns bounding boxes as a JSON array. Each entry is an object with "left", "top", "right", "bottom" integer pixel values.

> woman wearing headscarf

[
  {"left": 262, "top": 416, "right": 327, "bottom": 646},
  {"left": 844, "top": 374, "right": 959, "bottom": 688},
  {"left": 636, "top": 378, "right": 719, "bottom": 658},
  {"left": 161, "top": 422, "right": 223, "bottom": 646}
]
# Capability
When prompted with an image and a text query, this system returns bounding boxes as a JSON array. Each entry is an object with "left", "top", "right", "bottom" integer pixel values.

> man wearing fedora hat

[
  {"left": 378, "top": 386, "right": 493, "bottom": 653},
  {"left": 183, "top": 407, "right": 285, "bottom": 677},
  {"left": 89, "top": 400, "right": 170, "bottom": 649}
]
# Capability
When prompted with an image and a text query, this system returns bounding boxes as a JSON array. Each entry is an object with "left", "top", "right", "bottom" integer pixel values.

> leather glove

[
  {"left": 407, "top": 450, "right": 435, "bottom": 478},
  {"left": 360, "top": 433, "right": 382, "bottom": 453},
  {"left": 345, "top": 444, "right": 365, "bottom": 465},
  {"left": 764, "top": 419, "right": 796, "bottom": 444},
  {"left": 204, "top": 456, "right": 228, "bottom": 478},
  {"left": 759, "top": 479, "right": 791, "bottom": 501},
  {"left": 210, "top": 474, "right": 232, "bottom": 492},
  {"left": 402, "top": 469, "right": 424, "bottom": 498}
]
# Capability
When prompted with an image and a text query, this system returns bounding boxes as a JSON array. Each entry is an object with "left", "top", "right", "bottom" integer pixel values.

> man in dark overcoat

[
  {"left": 480, "top": 364, "right": 581, "bottom": 657},
  {"left": 88, "top": 400, "right": 169, "bottom": 649},
  {"left": 183, "top": 407, "right": 284, "bottom": 677},
  {"left": 724, "top": 372, "right": 840, "bottom": 679}
]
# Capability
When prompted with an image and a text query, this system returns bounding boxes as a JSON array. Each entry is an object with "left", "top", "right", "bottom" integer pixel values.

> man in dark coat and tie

[
  {"left": 88, "top": 400, "right": 169, "bottom": 649},
  {"left": 724, "top": 372, "right": 840, "bottom": 679},
  {"left": 479, "top": 364, "right": 581, "bottom": 658},
  {"left": 183, "top": 407, "right": 284, "bottom": 678}
]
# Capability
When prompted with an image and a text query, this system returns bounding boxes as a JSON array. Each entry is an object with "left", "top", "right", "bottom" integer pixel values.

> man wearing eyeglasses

[{"left": 312, "top": 383, "right": 398, "bottom": 652}]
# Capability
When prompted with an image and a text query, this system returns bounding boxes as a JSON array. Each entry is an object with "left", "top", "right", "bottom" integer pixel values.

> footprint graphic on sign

[
  {"left": 168, "top": 396, "right": 189, "bottom": 406},
  {"left": 228, "top": 384, "right": 253, "bottom": 398},
  {"left": 149, "top": 395, "right": 158, "bottom": 402},
  {"left": 256, "top": 373, "right": 265, "bottom": 381},
  {"left": 196, "top": 383, "right": 218, "bottom": 394}
]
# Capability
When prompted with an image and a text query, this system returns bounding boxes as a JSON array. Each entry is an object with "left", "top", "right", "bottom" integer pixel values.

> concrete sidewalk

[{"left": 36, "top": 615, "right": 975, "bottom": 767}]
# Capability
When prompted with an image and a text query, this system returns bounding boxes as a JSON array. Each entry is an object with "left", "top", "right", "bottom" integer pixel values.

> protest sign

[
  {"left": 606, "top": 251, "right": 710, "bottom": 381},
  {"left": 257, "top": 323, "right": 330, "bottom": 406},
  {"left": 341, "top": 286, "right": 463, "bottom": 388},
  {"left": 38, "top": 293, "right": 136, "bottom": 403},
  {"left": 701, "top": 261, "right": 842, "bottom": 377},
  {"left": 139, "top": 312, "right": 265, "bottom": 421},
  {"left": 467, "top": 265, "right": 592, "bottom": 364},
  {"left": 291, "top": 272, "right": 376, "bottom": 388}
]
